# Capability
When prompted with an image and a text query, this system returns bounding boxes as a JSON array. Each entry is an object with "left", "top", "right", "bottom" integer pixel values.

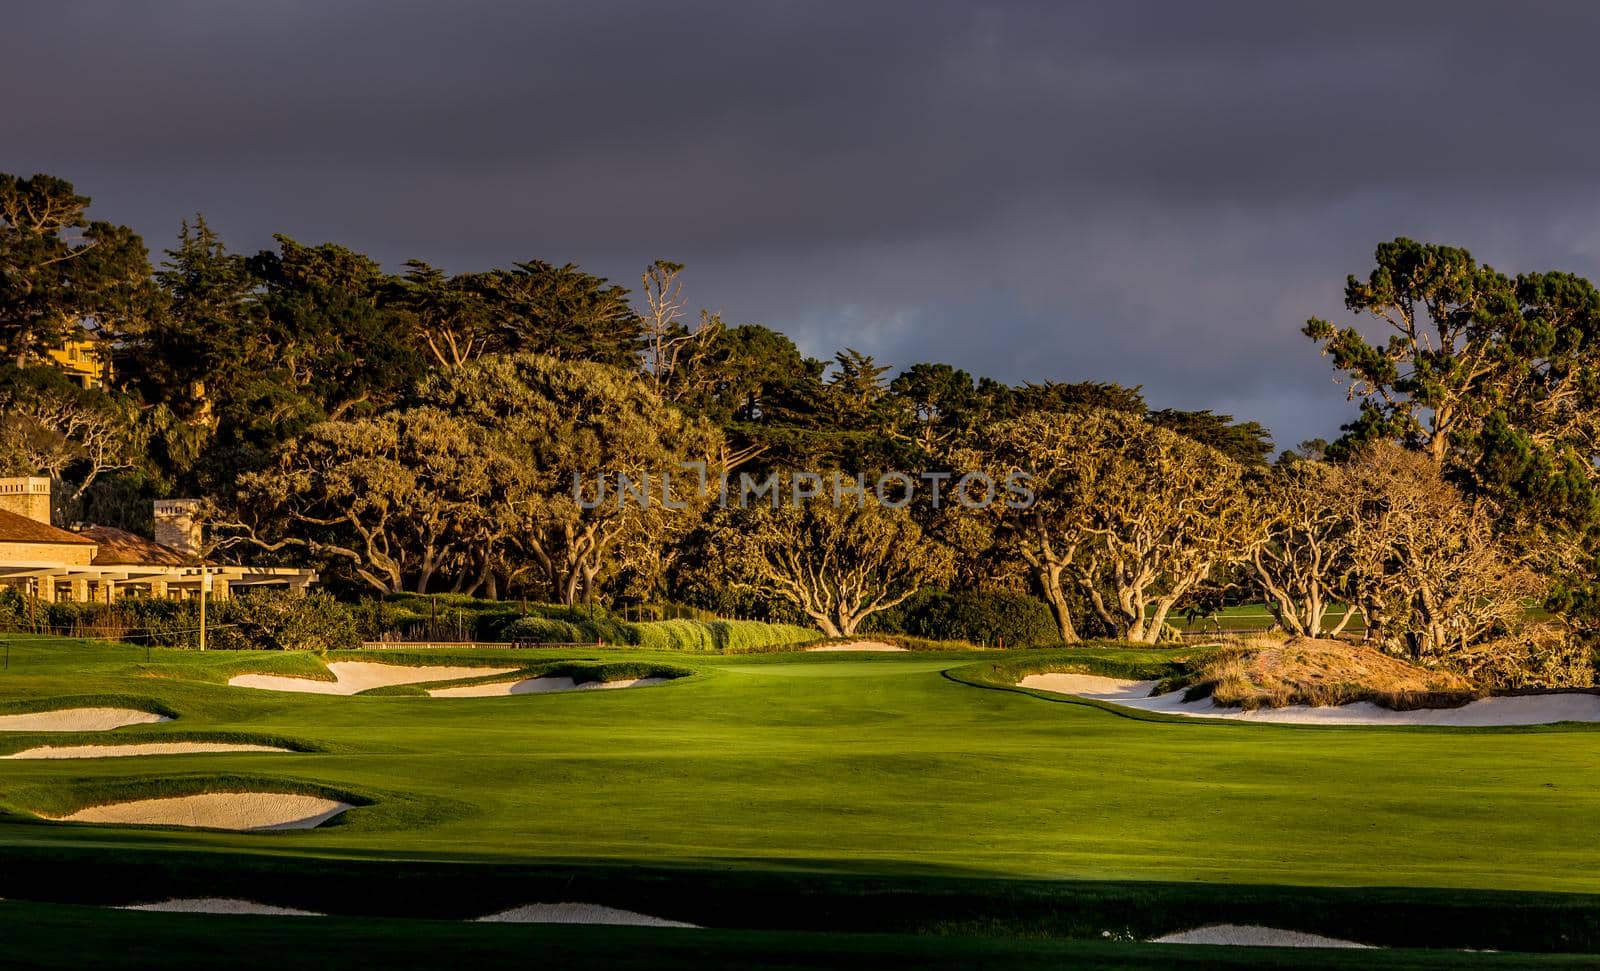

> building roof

[
  {"left": 80, "top": 525, "right": 197, "bottom": 566},
  {"left": 0, "top": 508, "right": 98, "bottom": 546}
]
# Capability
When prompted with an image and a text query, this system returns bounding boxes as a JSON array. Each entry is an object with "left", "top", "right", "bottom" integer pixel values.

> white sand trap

[
  {"left": 476, "top": 903, "right": 697, "bottom": 928},
  {"left": 4, "top": 741, "right": 290, "bottom": 760},
  {"left": 229, "top": 661, "right": 517, "bottom": 695},
  {"left": 0, "top": 707, "right": 168, "bottom": 732},
  {"left": 429, "top": 676, "right": 672, "bottom": 698},
  {"left": 1018, "top": 673, "right": 1600, "bottom": 726},
  {"left": 50, "top": 791, "right": 353, "bottom": 830},
  {"left": 805, "top": 641, "right": 907, "bottom": 652},
  {"left": 120, "top": 898, "right": 322, "bottom": 916},
  {"left": 1152, "top": 924, "right": 1371, "bottom": 948}
]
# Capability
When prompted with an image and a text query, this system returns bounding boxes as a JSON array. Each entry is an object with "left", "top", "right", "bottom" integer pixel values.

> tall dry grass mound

[{"left": 1186, "top": 637, "right": 1478, "bottom": 711}]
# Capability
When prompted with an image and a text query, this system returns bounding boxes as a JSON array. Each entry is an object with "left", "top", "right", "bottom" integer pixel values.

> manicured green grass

[
  {"left": 1167, "top": 602, "right": 1549, "bottom": 634},
  {"left": 0, "top": 635, "right": 1597, "bottom": 962},
  {"left": 1167, "top": 602, "right": 1366, "bottom": 633}
]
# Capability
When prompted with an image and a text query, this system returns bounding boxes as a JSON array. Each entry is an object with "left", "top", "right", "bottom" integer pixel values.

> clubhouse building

[{"left": 0, "top": 478, "right": 316, "bottom": 603}]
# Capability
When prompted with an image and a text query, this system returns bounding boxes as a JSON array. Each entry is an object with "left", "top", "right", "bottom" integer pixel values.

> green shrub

[
  {"left": 0, "top": 587, "right": 24, "bottom": 630},
  {"left": 208, "top": 591, "right": 360, "bottom": 652},
  {"left": 612, "top": 601, "right": 716, "bottom": 622},
  {"left": 885, "top": 589, "right": 1060, "bottom": 648},
  {"left": 15, "top": 597, "right": 197, "bottom": 645},
  {"left": 351, "top": 598, "right": 402, "bottom": 640},
  {"left": 632, "top": 619, "right": 714, "bottom": 651},
  {"left": 377, "top": 594, "right": 644, "bottom": 643},
  {"left": 539, "top": 606, "right": 632, "bottom": 644},
  {"left": 672, "top": 585, "right": 806, "bottom": 625},
  {"left": 1447, "top": 624, "right": 1598, "bottom": 689},
  {"left": 501, "top": 616, "right": 586, "bottom": 643},
  {"left": 860, "top": 588, "right": 944, "bottom": 636},
  {"left": 345, "top": 593, "right": 820, "bottom": 650}
]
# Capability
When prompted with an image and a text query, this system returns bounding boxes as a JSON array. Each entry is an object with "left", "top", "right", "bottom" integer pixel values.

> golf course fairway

[{"left": 2, "top": 636, "right": 1598, "bottom": 967}]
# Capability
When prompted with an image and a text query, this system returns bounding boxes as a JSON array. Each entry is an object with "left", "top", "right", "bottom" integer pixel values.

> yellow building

[{"left": 42, "top": 334, "right": 111, "bottom": 389}]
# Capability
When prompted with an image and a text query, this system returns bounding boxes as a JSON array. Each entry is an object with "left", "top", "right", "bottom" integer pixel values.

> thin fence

[
  {"left": 0, "top": 622, "right": 240, "bottom": 641},
  {"left": 359, "top": 639, "right": 598, "bottom": 650}
]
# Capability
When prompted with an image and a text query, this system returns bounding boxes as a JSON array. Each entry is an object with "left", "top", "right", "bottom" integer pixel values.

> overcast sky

[{"left": 8, "top": 1, "right": 1600, "bottom": 451}]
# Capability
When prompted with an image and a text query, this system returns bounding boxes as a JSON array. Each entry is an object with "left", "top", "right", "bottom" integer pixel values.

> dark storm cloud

[{"left": 7, "top": 1, "right": 1600, "bottom": 449}]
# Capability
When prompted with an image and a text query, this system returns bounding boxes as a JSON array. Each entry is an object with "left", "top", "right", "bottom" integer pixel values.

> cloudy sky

[{"left": 8, "top": 1, "right": 1600, "bottom": 450}]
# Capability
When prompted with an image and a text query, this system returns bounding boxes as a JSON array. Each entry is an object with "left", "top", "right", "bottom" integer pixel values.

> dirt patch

[
  {"left": 49, "top": 791, "right": 353, "bottom": 830},
  {"left": 229, "top": 661, "right": 517, "bottom": 695},
  {"left": 475, "top": 903, "right": 697, "bottom": 927},
  {"left": 3, "top": 742, "right": 290, "bottom": 760},
  {"left": 805, "top": 641, "right": 907, "bottom": 652},
  {"left": 0, "top": 708, "right": 168, "bottom": 732}
]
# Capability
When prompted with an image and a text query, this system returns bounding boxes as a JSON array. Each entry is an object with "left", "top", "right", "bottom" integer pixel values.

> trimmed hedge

[
  {"left": 630, "top": 619, "right": 821, "bottom": 652},
  {"left": 500, "top": 616, "right": 587, "bottom": 643},
  {"left": 377, "top": 594, "right": 819, "bottom": 651},
  {"left": 866, "top": 589, "right": 1061, "bottom": 648},
  {"left": 4, "top": 587, "right": 815, "bottom": 653}
]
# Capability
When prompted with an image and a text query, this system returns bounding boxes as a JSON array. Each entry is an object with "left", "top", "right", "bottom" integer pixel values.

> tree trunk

[
  {"left": 1038, "top": 564, "right": 1080, "bottom": 643},
  {"left": 1327, "top": 603, "right": 1355, "bottom": 638},
  {"left": 1146, "top": 597, "right": 1181, "bottom": 644},
  {"left": 812, "top": 615, "right": 844, "bottom": 638}
]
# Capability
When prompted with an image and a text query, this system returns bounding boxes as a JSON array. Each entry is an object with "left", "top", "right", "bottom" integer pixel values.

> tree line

[{"left": 3, "top": 174, "right": 1598, "bottom": 684}]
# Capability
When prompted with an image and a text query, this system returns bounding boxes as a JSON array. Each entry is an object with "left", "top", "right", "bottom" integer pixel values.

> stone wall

[
  {"left": 0, "top": 478, "right": 52, "bottom": 524},
  {"left": 153, "top": 499, "right": 203, "bottom": 555},
  {"left": 0, "top": 541, "right": 96, "bottom": 566}
]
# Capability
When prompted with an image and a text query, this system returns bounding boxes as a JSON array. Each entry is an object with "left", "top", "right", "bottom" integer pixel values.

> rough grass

[{"left": 1178, "top": 638, "right": 1480, "bottom": 710}]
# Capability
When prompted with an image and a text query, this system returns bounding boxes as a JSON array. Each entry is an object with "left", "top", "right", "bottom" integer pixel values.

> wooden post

[{"left": 198, "top": 562, "right": 209, "bottom": 652}]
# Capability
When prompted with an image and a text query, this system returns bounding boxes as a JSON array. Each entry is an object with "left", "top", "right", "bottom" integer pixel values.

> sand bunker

[
  {"left": 805, "top": 641, "right": 907, "bottom": 652},
  {"left": 476, "top": 903, "right": 697, "bottom": 927},
  {"left": 0, "top": 707, "right": 169, "bottom": 732},
  {"left": 1152, "top": 924, "right": 1371, "bottom": 948},
  {"left": 229, "top": 661, "right": 517, "bottom": 695},
  {"left": 120, "top": 898, "right": 321, "bottom": 916},
  {"left": 1019, "top": 673, "right": 1600, "bottom": 726},
  {"left": 50, "top": 791, "right": 352, "bottom": 830},
  {"left": 429, "top": 676, "right": 672, "bottom": 698},
  {"left": 4, "top": 741, "right": 290, "bottom": 760}
]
